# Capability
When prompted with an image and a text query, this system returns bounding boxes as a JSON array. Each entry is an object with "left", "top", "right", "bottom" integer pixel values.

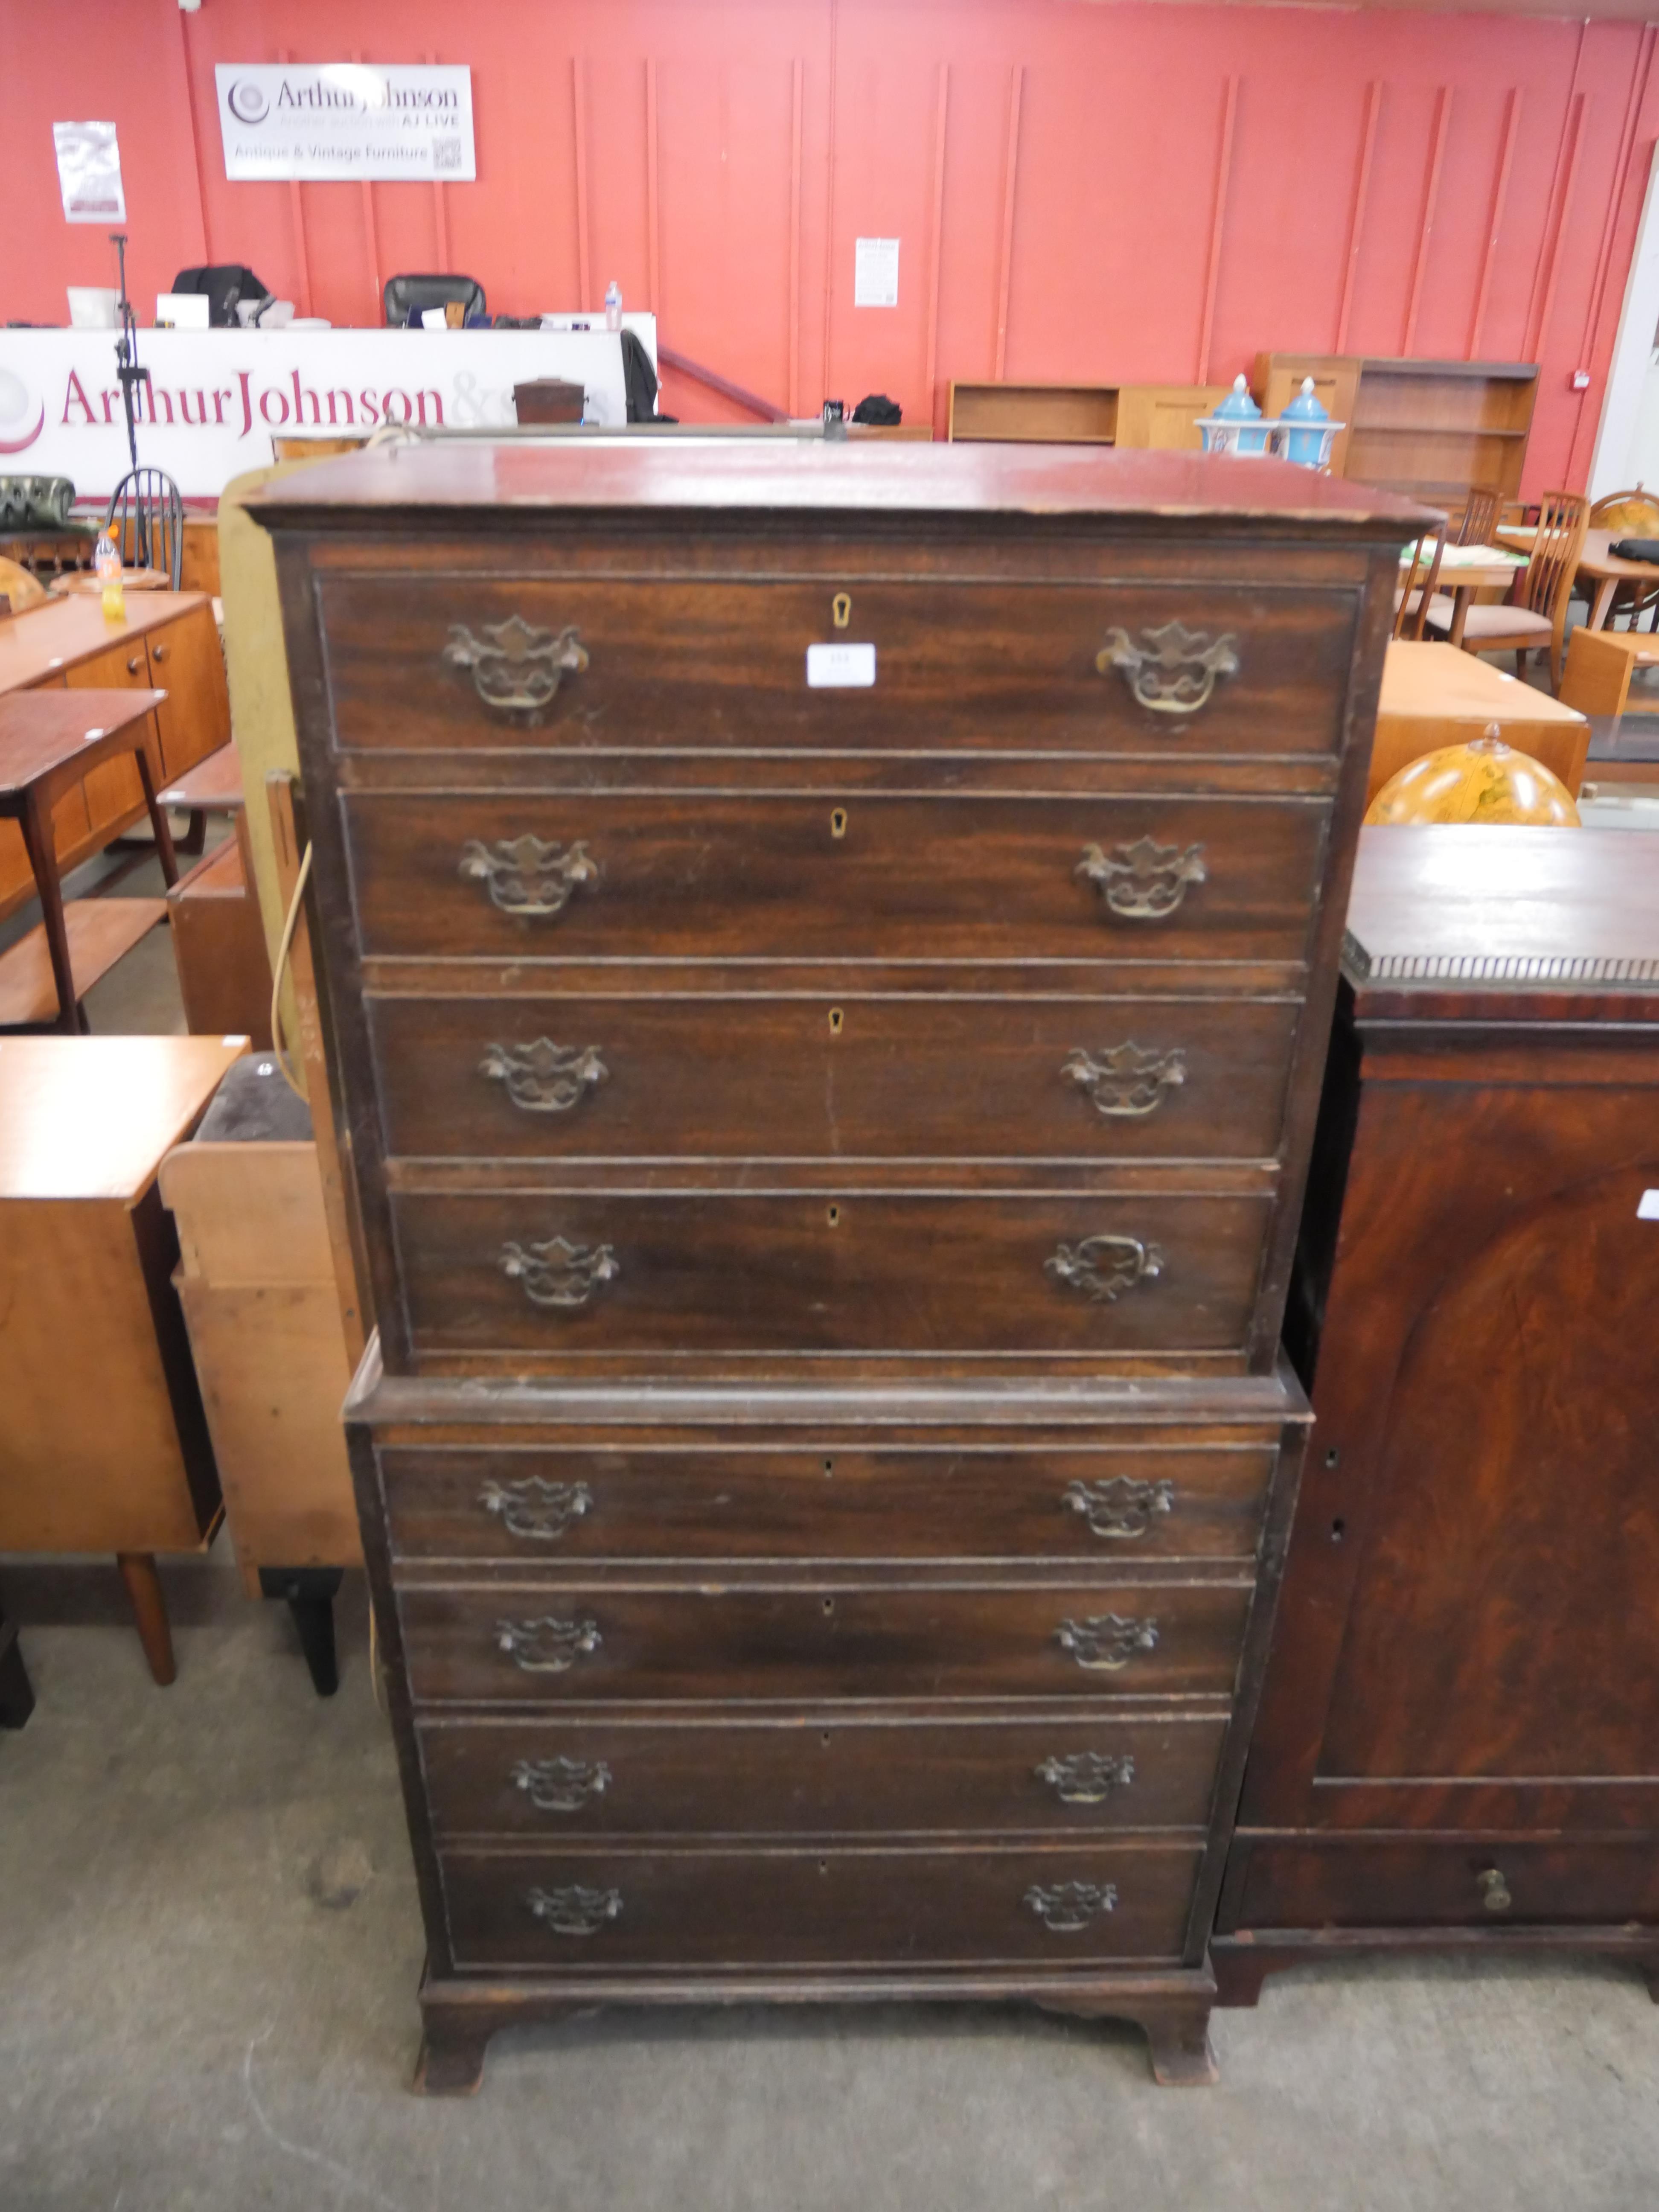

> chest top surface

[
  {"left": 1343, "top": 825, "right": 1659, "bottom": 1027},
  {"left": 250, "top": 438, "right": 1435, "bottom": 541}
]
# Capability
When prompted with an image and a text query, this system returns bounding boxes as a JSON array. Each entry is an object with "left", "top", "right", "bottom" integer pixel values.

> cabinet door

[
  {"left": 64, "top": 641, "right": 154, "bottom": 837},
  {"left": 146, "top": 605, "right": 229, "bottom": 781}
]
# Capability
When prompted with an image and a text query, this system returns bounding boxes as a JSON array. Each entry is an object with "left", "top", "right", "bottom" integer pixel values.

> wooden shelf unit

[
  {"left": 946, "top": 381, "right": 1227, "bottom": 451},
  {"left": 1254, "top": 354, "right": 1538, "bottom": 506}
]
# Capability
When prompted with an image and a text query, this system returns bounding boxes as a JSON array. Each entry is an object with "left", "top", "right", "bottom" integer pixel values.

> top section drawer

[{"left": 315, "top": 576, "right": 1359, "bottom": 758}]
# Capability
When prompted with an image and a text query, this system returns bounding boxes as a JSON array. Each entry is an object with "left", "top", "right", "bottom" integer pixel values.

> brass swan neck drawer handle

[
  {"left": 501, "top": 1237, "right": 619, "bottom": 1310},
  {"left": 1062, "top": 1476, "right": 1176, "bottom": 1540},
  {"left": 496, "top": 1615, "right": 602, "bottom": 1672},
  {"left": 1478, "top": 1867, "right": 1513, "bottom": 1913},
  {"left": 1077, "top": 836, "right": 1207, "bottom": 922},
  {"left": 1024, "top": 1880, "right": 1118, "bottom": 1933},
  {"left": 512, "top": 1756, "right": 612, "bottom": 1813},
  {"left": 1097, "top": 620, "right": 1240, "bottom": 716},
  {"left": 444, "top": 616, "right": 589, "bottom": 715},
  {"left": 1045, "top": 1235, "right": 1162, "bottom": 1304},
  {"left": 525, "top": 1883, "right": 622, "bottom": 1937},
  {"left": 458, "top": 835, "right": 598, "bottom": 919},
  {"left": 1035, "top": 1752, "right": 1135, "bottom": 1805},
  {"left": 1056, "top": 1614, "right": 1159, "bottom": 1671},
  {"left": 480, "top": 1039, "right": 609, "bottom": 1114},
  {"left": 1062, "top": 1042, "right": 1187, "bottom": 1119},
  {"left": 480, "top": 1476, "right": 594, "bottom": 1540}
]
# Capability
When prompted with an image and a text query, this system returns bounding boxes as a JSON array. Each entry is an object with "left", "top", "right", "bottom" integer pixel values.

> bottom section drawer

[
  {"left": 440, "top": 1842, "right": 1202, "bottom": 1970},
  {"left": 1229, "top": 1836, "right": 1659, "bottom": 1932},
  {"left": 420, "top": 1711, "right": 1230, "bottom": 1839}
]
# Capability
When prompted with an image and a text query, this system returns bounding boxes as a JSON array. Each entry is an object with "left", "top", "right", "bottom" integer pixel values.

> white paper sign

[
  {"left": 1639, "top": 1190, "right": 1659, "bottom": 1220},
  {"left": 806, "top": 643, "right": 876, "bottom": 688},
  {"left": 215, "top": 64, "right": 476, "bottom": 181},
  {"left": 54, "top": 122, "right": 126, "bottom": 223},
  {"left": 853, "top": 238, "right": 900, "bottom": 309}
]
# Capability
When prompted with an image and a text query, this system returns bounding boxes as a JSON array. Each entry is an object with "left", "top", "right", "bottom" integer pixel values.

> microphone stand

[{"left": 108, "top": 233, "right": 151, "bottom": 564}]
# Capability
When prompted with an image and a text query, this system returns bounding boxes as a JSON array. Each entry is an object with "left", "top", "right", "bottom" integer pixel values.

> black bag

[
  {"left": 620, "top": 330, "right": 660, "bottom": 423},
  {"left": 170, "top": 265, "right": 271, "bottom": 328},
  {"left": 1610, "top": 538, "right": 1659, "bottom": 564},
  {"left": 852, "top": 393, "right": 902, "bottom": 426}
]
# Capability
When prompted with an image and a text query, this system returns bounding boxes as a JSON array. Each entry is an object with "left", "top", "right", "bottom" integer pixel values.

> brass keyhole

[
  {"left": 1478, "top": 1867, "right": 1512, "bottom": 1913},
  {"left": 831, "top": 807, "right": 848, "bottom": 839},
  {"left": 827, "top": 1204, "right": 841, "bottom": 1227},
  {"left": 828, "top": 1007, "right": 844, "bottom": 1036},
  {"left": 823, "top": 1458, "right": 835, "bottom": 1475},
  {"left": 822, "top": 1597, "right": 835, "bottom": 1615},
  {"left": 832, "top": 592, "right": 851, "bottom": 629}
]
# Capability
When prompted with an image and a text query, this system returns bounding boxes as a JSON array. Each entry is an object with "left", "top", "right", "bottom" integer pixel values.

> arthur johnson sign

[{"left": 215, "top": 63, "right": 475, "bottom": 181}]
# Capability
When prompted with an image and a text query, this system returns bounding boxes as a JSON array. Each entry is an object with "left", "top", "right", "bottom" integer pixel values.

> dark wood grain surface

[
  {"left": 419, "top": 1708, "right": 1229, "bottom": 1839},
  {"left": 367, "top": 992, "right": 1301, "bottom": 1165},
  {"left": 439, "top": 1838, "right": 1204, "bottom": 1970},
  {"left": 318, "top": 573, "right": 1357, "bottom": 757},
  {"left": 381, "top": 1440, "right": 1275, "bottom": 1565},
  {"left": 399, "top": 1576, "right": 1252, "bottom": 1706},
  {"left": 343, "top": 790, "right": 1331, "bottom": 967},
  {"left": 391, "top": 1188, "right": 1273, "bottom": 1360}
]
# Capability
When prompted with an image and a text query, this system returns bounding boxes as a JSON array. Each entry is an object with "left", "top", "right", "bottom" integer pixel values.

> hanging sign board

[
  {"left": 53, "top": 122, "right": 126, "bottom": 223},
  {"left": 215, "top": 63, "right": 476, "bottom": 182}
]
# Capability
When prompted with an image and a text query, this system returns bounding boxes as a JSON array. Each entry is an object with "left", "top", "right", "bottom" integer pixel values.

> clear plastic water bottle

[
  {"left": 94, "top": 527, "right": 125, "bottom": 624},
  {"left": 604, "top": 280, "right": 622, "bottom": 334}
]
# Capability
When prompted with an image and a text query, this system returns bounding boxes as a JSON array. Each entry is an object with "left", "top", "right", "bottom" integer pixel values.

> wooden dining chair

[
  {"left": 1423, "top": 489, "right": 1588, "bottom": 693},
  {"left": 104, "top": 467, "right": 185, "bottom": 589},
  {"left": 1453, "top": 487, "right": 1500, "bottom": 547},
  {"left": 1393, "top": 530, "right": 1444, "bottom": 640}
]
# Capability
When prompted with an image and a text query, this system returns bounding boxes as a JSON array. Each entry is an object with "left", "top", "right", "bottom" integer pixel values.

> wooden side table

[
  {"left": 0, "top": 1035, "right": 247, "bottom": 1682},
  {"left": 1373, "top": 641, "right": 1589, "bottom": 801},
  {"left": 0, "top": 689, "right": 179, "bottom": 1031}
]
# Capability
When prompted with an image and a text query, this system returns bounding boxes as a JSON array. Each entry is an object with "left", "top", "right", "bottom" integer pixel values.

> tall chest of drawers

[{"left": 256, "top": 441, "right": 1423, "bottom": 2090}]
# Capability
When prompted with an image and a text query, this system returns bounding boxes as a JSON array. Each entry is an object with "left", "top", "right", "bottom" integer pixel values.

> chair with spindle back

[
  {"left": 1454, "top": 487, "right": 1500, "bottom": 547},
  {"left": 104, "top": 467, "right": 184, "bottom": 588},
  {"left": 1423, "top": 490, "right": 1588, "bottom": 693},
  {"left": 1393, "top": 530, "right": 1445, "bottom": 641}
]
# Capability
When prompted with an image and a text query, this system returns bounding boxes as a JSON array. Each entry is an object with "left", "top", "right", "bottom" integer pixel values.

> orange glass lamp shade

[{"left": 1365, "top": 725, "right": 1580, "bottom": 827}]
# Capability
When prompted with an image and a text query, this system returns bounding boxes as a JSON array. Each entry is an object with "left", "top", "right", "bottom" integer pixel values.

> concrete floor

[
  {"left": 7, "top": 732, "right": 1659, "bottom": 2208},
  {"left": 2, "top": 1580, "right": 1658, "bottom": 2212}
]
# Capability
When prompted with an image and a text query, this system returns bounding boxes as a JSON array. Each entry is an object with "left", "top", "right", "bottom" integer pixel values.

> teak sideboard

[{"left": 254, "top": 439, "right": 1426, "bottom": 2092}]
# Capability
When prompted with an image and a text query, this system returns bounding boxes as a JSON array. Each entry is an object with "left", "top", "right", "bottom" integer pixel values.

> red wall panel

[{"left": 3, "top": 0, "right": 1656, "bottom": 492}]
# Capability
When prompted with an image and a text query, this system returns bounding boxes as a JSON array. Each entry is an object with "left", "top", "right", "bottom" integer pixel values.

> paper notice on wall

[
  {"left": 53, "top": 122, "right": 126, "bottom": 223},
  {"left": 853, "top": 238, "right": 900, "bottom": 309}
]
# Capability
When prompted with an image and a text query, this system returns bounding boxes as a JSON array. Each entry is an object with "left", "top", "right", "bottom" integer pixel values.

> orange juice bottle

[{"left": 94, "top": 529, "right": 125, "bottom": 624}]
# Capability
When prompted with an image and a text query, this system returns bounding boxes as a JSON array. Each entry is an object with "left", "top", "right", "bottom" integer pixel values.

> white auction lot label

[{"left": 806, "top": 643, "right": 876, "bottom": 688}]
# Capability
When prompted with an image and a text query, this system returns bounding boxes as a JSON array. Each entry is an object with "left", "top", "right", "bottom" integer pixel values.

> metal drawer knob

[
  {"left": 480, "top": 1476, "right": 593, "bottom": 1540},
  {"left": 1062, "top": 1476, "right": 1175, "bottom": 1540},
  {"left": 1045, "top": 1234, "right": 1163, "bottom": 1304},
  {"left": 459, "top": 834, "right": 597, "bottom": 919},
  {"left": 1077, "top": 836, "right": 1207, "bottom": 922},
  {"left": 444, "top": 615, "right": 588, "bottom": 716},
  {"left": 512, "top": 1756, "right": 611, "bottom": 1813},
  {"left": 1097, "top": 620, "right": 1240, "bottom": 716},
  {"left": 495, "top": 1615, "right": 602, "bottom": 1672},
  {"left": 1062, "top": 1042, "right": 1187, "bottom": 1119},
  {"left": 501, "top": 1236, "right": 618, "bottom": 1311},
  {"left": 1478, "top": 1867, "right": 1513, "bottom": 1914},
  {"left": 1035, "top": 1752, "right": 1135, "bottom": 1805},
  {"left": 526, "top": 1883, "right": 622, "bottom": 1936},
  {"left": 1056, "top": 1614, "right": 1159, "bottom": 1672},
  {"left": 1024, "top": 1880, "right": 1118, "bottom": 1933},
  {"left": 480, "top": 1039, "right": 608, "bottom": 1115}
]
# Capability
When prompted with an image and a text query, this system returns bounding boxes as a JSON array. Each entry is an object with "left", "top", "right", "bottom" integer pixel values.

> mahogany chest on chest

[{"left": 256, "top": 439, "right": 1422, "bottom": 2089}]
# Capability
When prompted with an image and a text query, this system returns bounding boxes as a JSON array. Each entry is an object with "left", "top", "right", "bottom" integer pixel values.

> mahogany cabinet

[
  {"left": 255, "top": 439, "right": 1424, "bottom": 2092},
  {"left": 1216, "top": 826, "right": 1659, "bottom": 2002}
]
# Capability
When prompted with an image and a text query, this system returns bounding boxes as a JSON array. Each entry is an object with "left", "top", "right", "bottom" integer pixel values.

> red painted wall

[{"left": 3, "top": 0, "right": 1656, "bottom": 490}]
